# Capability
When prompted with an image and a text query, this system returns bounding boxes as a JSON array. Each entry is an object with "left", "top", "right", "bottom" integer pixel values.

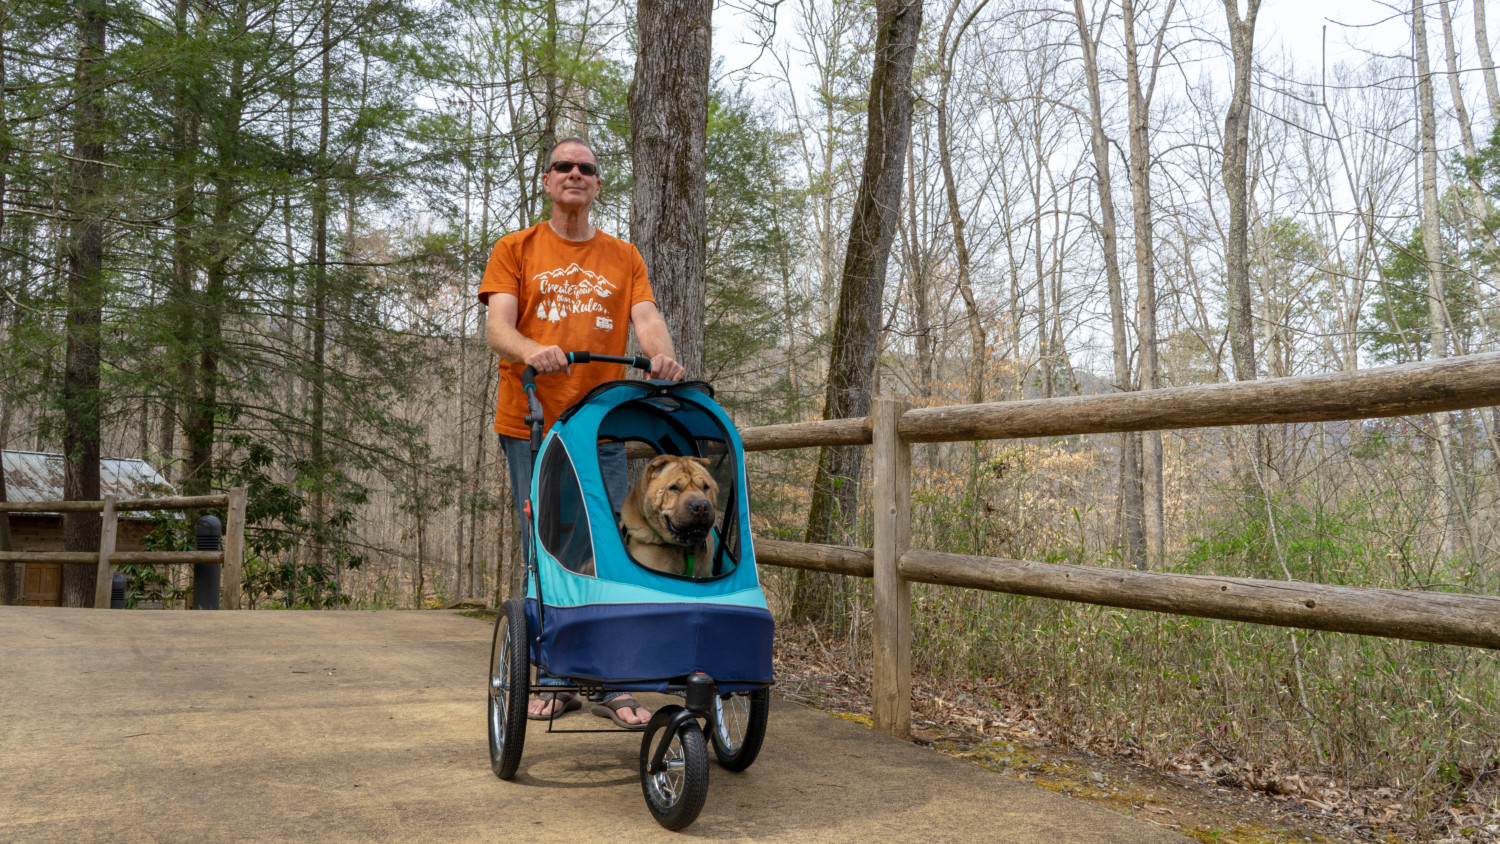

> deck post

[
  {"left": 223, "top": 487, "right": 247, "bottom": 610},
  {"left": 871, "top": 395, "right": 912, "bottom": 739},
  {"left": 94, "top": 495, "right": 118, "bottom": 609}
]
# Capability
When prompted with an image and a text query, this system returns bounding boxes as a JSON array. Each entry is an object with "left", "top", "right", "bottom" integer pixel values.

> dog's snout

[{"left": 690, "top": 498, "right": 711, "bottom": 517}]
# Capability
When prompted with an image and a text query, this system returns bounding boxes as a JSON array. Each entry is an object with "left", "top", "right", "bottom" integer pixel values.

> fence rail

[
  {"left": 738, "top": 351, "right": 1500, "bottom": 451},
  {"left": 1, "top": 488, "right": 247, "bottom": 609},
  {"left": 0, "top": 494, "right": 235, "bottom": 514},
  {"left": 0, "top": 551, "right": 225, "bottom": 565},
  {"left": 742, "top": 353, "right": 1500, "bottom": 739}
]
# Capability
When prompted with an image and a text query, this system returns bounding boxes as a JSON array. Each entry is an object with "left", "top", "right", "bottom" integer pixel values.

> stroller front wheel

[
  {"left": 640, "top": 706, "right": 710, "bottom": 830},
  {"left": 488, "top": 599, "right": 530, "bottom": 779}
]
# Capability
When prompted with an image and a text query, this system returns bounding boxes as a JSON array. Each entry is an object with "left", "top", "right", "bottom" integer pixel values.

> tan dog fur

[{"left": 620, "top": 455, "right": 719, "bottom": 576}]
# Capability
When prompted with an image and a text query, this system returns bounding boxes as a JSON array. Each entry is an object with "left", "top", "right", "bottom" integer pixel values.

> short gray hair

[{"left": 544, "top": 136, "right": 597, "bottom": 169}]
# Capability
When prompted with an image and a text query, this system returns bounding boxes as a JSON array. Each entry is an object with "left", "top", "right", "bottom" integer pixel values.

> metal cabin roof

[{"left": 2, "top": 450, "right": 175, "bottom": 513}]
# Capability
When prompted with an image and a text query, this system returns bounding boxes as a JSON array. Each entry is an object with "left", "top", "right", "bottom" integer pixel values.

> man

[{"left": 479, "top": 136, "right": 684, "bottom": 728}]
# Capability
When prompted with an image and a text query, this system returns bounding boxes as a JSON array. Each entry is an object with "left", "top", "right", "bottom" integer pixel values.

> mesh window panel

[
  {"left": 536, "top": 439, "right": 595, "bottom": 576},
  {"left": 694, "top": 438, "right": 740, "bottom": 576}
]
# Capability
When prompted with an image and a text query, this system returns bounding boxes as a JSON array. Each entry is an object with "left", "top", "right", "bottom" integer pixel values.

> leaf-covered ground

[{"left": 771, "top": 622, "right": 1499, "bottom": 844}]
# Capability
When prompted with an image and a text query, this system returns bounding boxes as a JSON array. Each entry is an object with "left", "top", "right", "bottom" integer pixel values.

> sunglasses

[{"left": 549, "top": 160, "right": 599, "bottom": 177}]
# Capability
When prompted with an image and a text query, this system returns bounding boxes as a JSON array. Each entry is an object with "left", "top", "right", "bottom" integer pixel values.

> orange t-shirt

[{"left": 478, "top": 222, "right": 656, "bottom": 438}]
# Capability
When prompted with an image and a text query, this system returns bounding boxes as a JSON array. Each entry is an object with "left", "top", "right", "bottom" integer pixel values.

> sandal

[
  {"left": 591, "top": 695, "right": 651, "bottom": 730},
  {"left": 527, "top": 691, "right": 582, "bottom": 721}
]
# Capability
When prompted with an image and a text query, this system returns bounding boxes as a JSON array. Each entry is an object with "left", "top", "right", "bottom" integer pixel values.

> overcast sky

[{"left": 710, "top": 0, "right": 1491, "bottom": 115}]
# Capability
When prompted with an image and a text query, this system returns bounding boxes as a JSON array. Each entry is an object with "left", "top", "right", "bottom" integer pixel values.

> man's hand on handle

[
  {"left": 524, "top": 345, "right": 571, "bottom": 376},
  {"left": 650, "top": 354, "right": 684, "bottom": 382}
]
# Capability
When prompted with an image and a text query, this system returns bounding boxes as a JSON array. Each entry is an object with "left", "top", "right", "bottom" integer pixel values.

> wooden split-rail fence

[
  {"left": 741, "top": 352, "right": 1500, "bottom": 739},
  {"left": 0, "top": 489, "right": 248, "bottom": 610}
]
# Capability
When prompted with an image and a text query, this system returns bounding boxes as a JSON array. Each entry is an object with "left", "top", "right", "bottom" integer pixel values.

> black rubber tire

[
  {"left": 487, "top": 599, "right": 530, "bottom": 780},
  {"left": 640, "top": 717, "right": 710, "bottom": 830},
  {"left": 709, "top": 688, "right": 770, "bottom": 772}
]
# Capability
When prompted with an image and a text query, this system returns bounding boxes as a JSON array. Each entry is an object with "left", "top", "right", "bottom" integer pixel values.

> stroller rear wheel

[
  {"left": 488, "top": 599, "right": 530, "bottom": 779},
  {"left": 710, "top": 688, "right": 769, "bottom": 772}
]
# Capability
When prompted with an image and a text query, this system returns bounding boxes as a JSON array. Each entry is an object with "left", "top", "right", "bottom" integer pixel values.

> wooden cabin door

[{"left": 21, "top": 563, "right": 62, "bottom": 606}]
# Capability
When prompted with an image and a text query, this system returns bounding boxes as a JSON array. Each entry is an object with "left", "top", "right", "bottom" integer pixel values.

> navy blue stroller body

[{"left": 487, "top": 353, "right": 774, "bottom": 831}]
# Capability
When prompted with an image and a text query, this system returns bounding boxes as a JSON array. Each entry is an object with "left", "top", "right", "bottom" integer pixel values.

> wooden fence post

[
  {"left": 871, "top": 395, "right": 912, "bottom": 739},
  {"left": 223, "top": 486, "right": 247, "bottom": 610},
  {"left": 93, "top": 495, "right": 117, "bottom": 609}
]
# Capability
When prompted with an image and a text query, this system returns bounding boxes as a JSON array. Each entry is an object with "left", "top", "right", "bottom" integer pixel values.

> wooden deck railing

[
  {"left": 0, "top": 489, "right": 248, "bottom": 610},
  {"left": 744, "top": 352, "right": 1500, "bottom": 739}
]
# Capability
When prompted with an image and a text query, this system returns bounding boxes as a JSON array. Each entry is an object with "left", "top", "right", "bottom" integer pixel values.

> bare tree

[
  {"left": 1072, "top": 0, "right": 1145, "bottom": 567},
  {"left": 1221, "top": 0, "right": 1260, "bottom": 384},
  {"left": 1436, "top": 0, "right": 1498, "bottom": 298},
  {"left": 1122, "top": 0, "right": 1176, "bottom": 566},
  {"left": 802, "top": 0, "right": 924, "bottom": 581},
  {"left": 1473, "top": 0, "right": 1500, "bottom": 120},
  {"left": 937, "top": 0, "right": 990, "bottom": 406},
  {"left": 1412, "top": 0, "right": 1457, "bottom": 555}
]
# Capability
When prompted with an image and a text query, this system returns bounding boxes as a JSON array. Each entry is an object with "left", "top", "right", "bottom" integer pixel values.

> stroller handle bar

[{"left": 521, "top": 352, "right": 654, "bottom": 452}]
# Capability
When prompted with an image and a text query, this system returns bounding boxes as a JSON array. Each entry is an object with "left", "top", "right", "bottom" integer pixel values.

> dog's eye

[{"left": 669, "top": 484, "right": 680, "bottom": 493}]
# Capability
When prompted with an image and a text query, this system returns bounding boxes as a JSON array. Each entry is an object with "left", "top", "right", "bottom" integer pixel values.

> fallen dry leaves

[{"left": 772, "top": 622, "right": 1500, "bottom": 843}]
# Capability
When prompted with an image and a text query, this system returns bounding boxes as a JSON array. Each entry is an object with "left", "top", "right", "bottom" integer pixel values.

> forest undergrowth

[{"left": 749, "top": 421, "right": 1500, "bottom": 842}]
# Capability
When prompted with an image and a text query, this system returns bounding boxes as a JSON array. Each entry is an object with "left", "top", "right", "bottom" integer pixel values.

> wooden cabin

[{"left": 5, "top": 451, "right": 175, "bottom": 606}]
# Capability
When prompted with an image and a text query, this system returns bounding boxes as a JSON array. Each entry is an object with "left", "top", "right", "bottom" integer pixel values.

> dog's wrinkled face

[{"left": 642, "top": 455, "right": 719, "bottom": 544}]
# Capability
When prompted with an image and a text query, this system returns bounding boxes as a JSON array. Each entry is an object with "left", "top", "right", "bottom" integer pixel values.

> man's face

[{"left": 542, "top": 142, "right": 601, "bottom": 212}]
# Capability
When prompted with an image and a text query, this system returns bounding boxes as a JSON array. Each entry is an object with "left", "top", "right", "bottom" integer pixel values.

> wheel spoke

[
  {"left": 715, "top": 693, "right": 748, "bottom": 751},
  {"left": 492, "top": 625, "right": 511, "bottom": 743},
  {"left": 648, "top": 738, "right": 687, "bottom": 803}
]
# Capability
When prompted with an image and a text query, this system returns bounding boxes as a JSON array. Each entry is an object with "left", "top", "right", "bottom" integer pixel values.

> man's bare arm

[
  {"left": 630, "top": 301, "right": 685, "bottom": 381},
  {"left": 485, "top": 293, "right": 570, "bottom": 374}
]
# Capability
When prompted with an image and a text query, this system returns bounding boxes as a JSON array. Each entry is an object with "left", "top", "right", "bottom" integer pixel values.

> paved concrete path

[{"left": 0, "top": 607, "right": 1183, "bottom": 842}]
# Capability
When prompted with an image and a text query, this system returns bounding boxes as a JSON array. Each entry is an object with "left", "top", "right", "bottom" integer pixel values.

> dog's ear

[
  {"left": 690, "top": 457, "right": 710, "bottom": 467},
  {"left": 645, "top": 454, "right": 675, "bottom": 479}
]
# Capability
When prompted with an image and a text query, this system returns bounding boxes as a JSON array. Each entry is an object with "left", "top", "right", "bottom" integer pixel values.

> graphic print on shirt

[{"left": 531, "top": 263, "right": 617, "bottom": 328}]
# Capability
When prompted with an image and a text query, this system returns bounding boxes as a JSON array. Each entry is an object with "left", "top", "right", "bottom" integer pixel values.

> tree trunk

[
  {"left": 1122, "top": 0, "right": 1170, "bottom": 567},
  {"left": 458, "top": 103, "right": 474, "bottom": 601},
  {"left": 61, "top": 0, "right": 108, "bottom": 606},
  {"left": 541, "top": 0, "right": 559, "bottom": 161},
  {"left": 0, "top": 450, "right": 13, "bottom": 604},
  {"left": 1473, "top": 0, "right": 1500, "bottom": 120},
  {"left": 309, "top": 9, "right": 332, "bottom": 572},
  {"left": 1221, "top": 0, "right": 1260, "bottom": 384},
  {"left": 1437, "top": 0, "right": 1499, "bottom": 313},
  {"left": 1031, "top": 148, "right": 1052, "bottom": 399},
  {"left": 1221, "top": 0, "right": 1270, "bottom": 534},
  {"left": 905, "top": 143, "right": 932, "bottom": 397},
  {"left": 184, "top": 17, "right": 246, "bottom": 500},
  {"left": 1435, "top": 0, "right": 1476, "bottom": 161},
  {"left": 0, "top": 33, "right": 14, "bottom": 606},
  {"left": 1072, "top": 0, "right": 1144, "bottom": 567},
  {"left": 412, "top": 456, "right": 424, "bottom": 609},
  {"left": 800, "top": 0, "right": 924, "bottom": 619},
  {"left": 167, "top": 0, "right": 198, "bottom": 497},
  {"left": 935, "top": 7, "right": 987, "bottom": 408},
  {"left": 629, "top": 0, "right": 711, "bottom": 377},
  {"left": 1413, "top": 0, "right": 1458, "bottom": 556}
]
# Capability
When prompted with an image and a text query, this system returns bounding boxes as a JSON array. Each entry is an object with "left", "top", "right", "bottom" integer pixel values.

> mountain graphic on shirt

[{"left": 532, "top": 263, "right": 617, "bottom": 298}]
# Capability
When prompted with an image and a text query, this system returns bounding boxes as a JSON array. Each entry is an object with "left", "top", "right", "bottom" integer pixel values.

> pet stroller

[{"left": 487, "top": 352, "right": 774, "bottom": 831}]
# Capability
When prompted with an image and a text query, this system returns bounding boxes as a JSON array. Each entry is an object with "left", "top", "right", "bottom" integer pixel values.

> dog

[{"left": 620, "top": 454, "right": 719, "bottom": 576}]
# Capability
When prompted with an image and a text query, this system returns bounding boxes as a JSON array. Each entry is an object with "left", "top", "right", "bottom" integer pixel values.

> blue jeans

[
  {"left": 499, "top": 435, "right": 628, "bottom": 556},
  {"left": 499, "top": 434, "right": 629, "bottom": 699}
]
